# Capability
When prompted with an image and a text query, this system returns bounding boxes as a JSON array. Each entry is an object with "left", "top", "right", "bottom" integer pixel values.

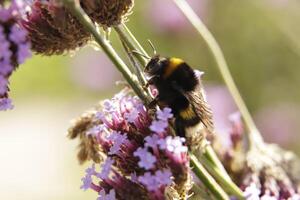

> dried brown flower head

[
  {"left": 80, "top": 0, "right": 134, "bottom": 28},
  {"left": 68, "top": 105, "right": 102, "bottom": 164},
  {"left": 22, "top": 0, "right": 91, "bottom": 55}
]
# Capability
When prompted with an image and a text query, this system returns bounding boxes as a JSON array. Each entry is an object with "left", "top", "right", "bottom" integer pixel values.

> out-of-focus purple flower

[
  {"left": 254, "top": 104, "right": 300, "bottom": 146},
  {"left": 71, "top": 49, "right": 121, "bottom": 92},
  {"left": 0, "top": 97, "right": 13, "bottom": 110},
  {"left": 146, "top": 0, "right": 209, "bottom": 33},
  {"left": 0, "top": 1, "right": 31, "bottom": 111}
]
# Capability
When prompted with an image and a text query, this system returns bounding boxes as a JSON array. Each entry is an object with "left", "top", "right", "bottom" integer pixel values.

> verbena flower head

[
  {"left": 80, "top": 0, "right": 134, "bottom": 29},
  {"left": 68, "top": 88, "right": 192, "bottom": 200},
  {"left": 0, "top": 0, "right": 31, "bottom": 111},
  {"left": 22, "top": 0, "right": 91, "bottom": 55},
  {"left": 216, "top": 112, "right": 300, "bottom": 200}
]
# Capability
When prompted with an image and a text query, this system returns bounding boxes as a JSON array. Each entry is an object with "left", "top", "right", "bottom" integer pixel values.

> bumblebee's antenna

[
  {"left": 132, "top": 50, "right": 151, "bottom": 59},
  {"left": 147, "top": 39, "right": 157, "bottom": 55}
]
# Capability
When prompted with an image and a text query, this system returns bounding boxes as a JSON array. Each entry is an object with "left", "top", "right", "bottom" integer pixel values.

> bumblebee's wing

[{"left": 186, "top": 82, "right": 214, "bottom": 133}]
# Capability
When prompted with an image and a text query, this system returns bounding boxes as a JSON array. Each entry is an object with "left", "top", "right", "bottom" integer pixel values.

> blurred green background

[{"left": 1, "top": 0, "right": 300, "bottom": 199}]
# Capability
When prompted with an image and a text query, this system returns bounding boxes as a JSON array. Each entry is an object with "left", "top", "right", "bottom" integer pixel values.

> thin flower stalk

[
  {"left": 199, "top": 155, "right": 244, "bottom": 199},
  {"left": 190, "top": 153, "right": 230, "bottom": 200},
  {"left": 172, "top": 0, "right": 264, "bottom": 149}
]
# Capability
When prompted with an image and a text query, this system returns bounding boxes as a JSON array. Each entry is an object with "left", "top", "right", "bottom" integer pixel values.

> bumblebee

[{"left": 144, "top": 55, "right": 214, "bottom": 148}]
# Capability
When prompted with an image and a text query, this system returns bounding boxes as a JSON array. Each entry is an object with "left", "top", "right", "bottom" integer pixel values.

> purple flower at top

[
  {"left": 158, "top": 136, "right": 188, "bottom": 154},
  {"left": 0, "top": 60, "right": 13, "bottom": 76},
  {"left": 108, "top": 132, "right": 128, "bottom": 155},
  {"left": 144, "top": 134, "right": 160, "bottom": 149},
  {"left": 98, "top": 189, "right": 116, "bottom": 200},
  {"left": 0, "top": 76, "right": 8, "bottom": 95},
  {"left": 0, "top": 98, "right": 14, "bottom": 111},
  {"left": 138, "top": 172, "right": 159, "bottom": 192},
  {"left": 9, "top": 25, "right": 27, "bottom": 43},
  {"left": 134, "top": 147, "right": 157, "bottom": 170},
  {"left": 98, "top": 158, "right": 114, "bottom": 180},
  {"left": 155, "top": 169, "right": 173, "bottom": 186},
  {"left": 17, "top": 42, "right": 31, "bottom": 64},
  {"left": 150, "top": 120, "right": 168, "bottom": 133},
  {"left": 156, "top": 107, "right": 173, "bottom": 121},
  {"left": 0, "top": 8, "right": 13, "bottom": 22}
]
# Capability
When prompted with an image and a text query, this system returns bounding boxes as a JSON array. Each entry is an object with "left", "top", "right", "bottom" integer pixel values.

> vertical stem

[
  {"left": 203, "top": 145, "right": 231, "bottom": 180},
  {"left": 190, "top": 154, "right": 230, "bottom": 200},
  {"left": 173, "top": 0, "right": 264, "bottom": 148},
  {"left": 121, "top": 40, "right": 146, "bottom": 85},
  {"left": 200, "top": 156, "right": 245, "bottom": 199}
]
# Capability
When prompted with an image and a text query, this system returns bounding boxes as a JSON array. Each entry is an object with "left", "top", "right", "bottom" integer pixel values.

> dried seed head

[
  {"left": 80, "top": 0, "right": 134, "bottom": 28},
  {"left": 23, "top": 1, "right": 91, "bottom": 55},
  {"left": 68, "top": 108, "right": 103, "bottom": 164}
]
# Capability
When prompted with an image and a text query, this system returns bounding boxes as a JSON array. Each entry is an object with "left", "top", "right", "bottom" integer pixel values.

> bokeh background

[{"left": 1, "top": 0, "right": 300, "bottom": 199}]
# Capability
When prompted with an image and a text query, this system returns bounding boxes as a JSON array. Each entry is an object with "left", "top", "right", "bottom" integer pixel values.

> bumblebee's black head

[{"left": 144, "top": 55, "right": 168, "bottom": 76}]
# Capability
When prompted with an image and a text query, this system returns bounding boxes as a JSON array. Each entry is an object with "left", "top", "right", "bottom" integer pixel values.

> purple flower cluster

[
  {"left": 217, "top": 112, "right": 300, "bottom": 200},
  {"left": 0, "top": 1, "right": 31, "bottom": 111},
  {"left": 77, "top": 89, "right": 191, "bottom": 200}
]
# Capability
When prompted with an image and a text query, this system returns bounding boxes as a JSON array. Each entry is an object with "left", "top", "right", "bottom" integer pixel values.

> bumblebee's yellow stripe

[
  {"left": 179, "top": 105, "right": 196, "bottom": 120},
  {"left": 163, "top": 57, "right": 184, "bottom": 78}
]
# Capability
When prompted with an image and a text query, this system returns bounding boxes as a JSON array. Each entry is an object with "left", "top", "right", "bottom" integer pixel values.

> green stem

[
  {"left": 203, "top": 145, "right": 231, "bottom": 181},
  {"left": 190, "top": 154, "right": 230, "bottom": 200},
  {"left": 121, "top": 40, "right": 146, "bottom": 85},
  {"left": 62, "top": 0, "right": 151, "bottom": 104},
  {"left": 121, "top": 24, "right": 150, "bottom": 59},
  {"left": 200, "top": 155, "right": 245, "bottom": 199},
  {"left": 173, "top": 0, "right": 264, "bottom": 149},
  {"left": 114, "top": 24, "right": 148, "bottom": 67}
]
